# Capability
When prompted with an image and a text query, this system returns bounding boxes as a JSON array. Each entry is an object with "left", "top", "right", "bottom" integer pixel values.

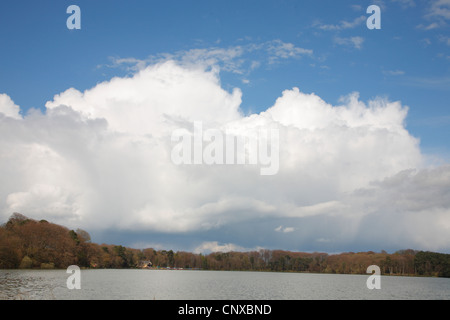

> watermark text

[{"left": 171, "top": 122, "right": 279, "bottom": 176}]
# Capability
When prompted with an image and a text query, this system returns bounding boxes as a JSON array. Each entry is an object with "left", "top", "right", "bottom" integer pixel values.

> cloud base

[{"left": 1, "top": 59, "right": 448, "bottom": 253}]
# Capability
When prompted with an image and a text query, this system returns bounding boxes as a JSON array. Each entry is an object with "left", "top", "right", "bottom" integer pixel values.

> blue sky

[
  {"left": 1, "top": 0, "right": 449, "bottom": 253},
  {"left": 1, "top": 0, "right": 449, "bottom": 157}
]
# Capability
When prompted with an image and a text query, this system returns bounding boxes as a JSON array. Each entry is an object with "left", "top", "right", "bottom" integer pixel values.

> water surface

[{"left": 0, "top": 269, "right": 449, "bottom": 300}]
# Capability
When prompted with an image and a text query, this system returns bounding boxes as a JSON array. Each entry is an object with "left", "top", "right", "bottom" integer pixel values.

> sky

[{"left": 0, "top": 0, "right": 449, "bottom": 254}]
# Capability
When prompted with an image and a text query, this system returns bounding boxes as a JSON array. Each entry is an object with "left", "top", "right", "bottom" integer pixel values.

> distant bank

[{"left": 1, "top": 213, "right": 449, "bottom": 277}]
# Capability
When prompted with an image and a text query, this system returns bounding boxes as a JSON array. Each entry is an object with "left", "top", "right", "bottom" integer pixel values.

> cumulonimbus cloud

[
  {"left": 0, "top": 59, "right": 448, "bottom": 252},
  {"left": 0, "top": 93, "right": 22, "bottom": 119}
]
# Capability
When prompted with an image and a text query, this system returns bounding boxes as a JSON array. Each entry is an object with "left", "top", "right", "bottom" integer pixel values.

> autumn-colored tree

[
  {"left": 0, "top": 227, "right": 21, "bottom": 268},
  {"left": 1, "top": 213, "right": 449, "bottom": 277}
]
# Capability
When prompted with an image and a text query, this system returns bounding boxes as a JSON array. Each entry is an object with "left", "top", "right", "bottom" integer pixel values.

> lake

[{"left": 0, "top": 269, "right": 449, "bottom": 300}]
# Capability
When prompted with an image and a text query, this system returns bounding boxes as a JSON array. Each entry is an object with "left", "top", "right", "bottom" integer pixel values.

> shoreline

[{"left": 1, "top": 267, "right": 447, "bottom": 279}]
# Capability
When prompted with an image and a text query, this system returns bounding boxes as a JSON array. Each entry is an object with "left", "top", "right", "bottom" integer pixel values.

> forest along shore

[{"left": 1, "top": 213, "right": 449, "bottom": 277}]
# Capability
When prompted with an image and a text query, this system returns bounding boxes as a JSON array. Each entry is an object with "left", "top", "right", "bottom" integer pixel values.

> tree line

[{"left": 1, "top": 213, "right": 449, "bottom": 277}]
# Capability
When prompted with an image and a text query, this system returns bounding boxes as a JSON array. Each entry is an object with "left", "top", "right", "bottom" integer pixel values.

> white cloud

[
  {"left": 1, "top": 58, "right": 448, "bottom": 252},
  {"left": 421, "top": 38, "right": 432, "bottom": 46},
  {"left": 341, "top": 166, "right": 450, "bottom": 251},
  {"left": 266, "top": 40, "right": 313, "bottom": 64},
  {"left": 130, "top": 242, "right": 172, "bottom": 251},
  {"left": 334, "top": 36, "right": 364, "bottom": 49},
  {"left": 316, "top": 16, "right": 366, "bottom": 31},
  {"left": 419, "top": 0, "right": 450, "bottom": 29},
  {"left": 193, "top": 241, "right": 247, "bottom": 254},
  {"left": 104, "top": 40, "right": 313, "bottom": 76},
  {"left": 392, "top": 0, "right": 416, "bottom": 8},
  {"left": 383, "top": 70, "right": 405, "bottom": 76},
  {"left": 439, "top": 35, "right": 450, "bottom": 45},
  {"left": 46, "top": 61, "right": 243, "bottom": 136},
  {"left": 416, "top": 22, "right": 440, "bottom": 30},
  {"left": 350, "top": 5, "right": 363, "bottom": 12},
  {"left": 275, "top": 226, "right": 295, "bottom": 233},
  {"left": 0, "top": 94, "right": 22, "bottom": 119},
  {"left": 427, "top": 0, "right": 450, "bottom": 20},
  {"left": 372, "top": 0, "right": 386, "bottom": 10},
  {"left": 402, "top": 76, "right": 450, "bottom": 90}
]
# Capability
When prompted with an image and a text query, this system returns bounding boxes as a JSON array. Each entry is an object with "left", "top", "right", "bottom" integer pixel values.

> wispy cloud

[
  {"left": 419, "top": 0, "right": 450, "bottom": 29},
  {"left": 411, "top": 115, "right": 450, "bottom": 127},
  {"left": 275, "top": 226, "right": 295, "bottom": 233},
  {"left": 371, "top": 0, "right": 387, "bottom": 11},
  {"left": 416, "top": 22, "right": 440, "bottom": 30},
  {"left": 350, "top": 5, "right": 363, "bottom": 12},
  {"left": 334, "top": 36, "right": 365, "bottom": 49},
  {"left": 392, "top": 0, "right": 416, "bottom": 8},
  {"left": 427, "top": 0, "right": 450, "bottom": 20},
  {"left": 401, "top": 75, "right": 450, "bottom": 90},
  {"left": 101, "top": 40, "right": 313, "bottom": 75},
  {"left": 104, "top": 46, "right": 245, "bottom": 74},
  {"left": 383, "top": 70, "right": 406, "bottom": 76},
  {"left": 439, "top": 35, "right": 450, "bottom": 45},
  {"left": 315, "top": 16, "right": 366, "bottom": 31},
  {"left": 421, "top": 38, "right": 432, "bottom": 47},
  {"left": 266, "top": 40, "right": 313, "bottom": 64}
]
